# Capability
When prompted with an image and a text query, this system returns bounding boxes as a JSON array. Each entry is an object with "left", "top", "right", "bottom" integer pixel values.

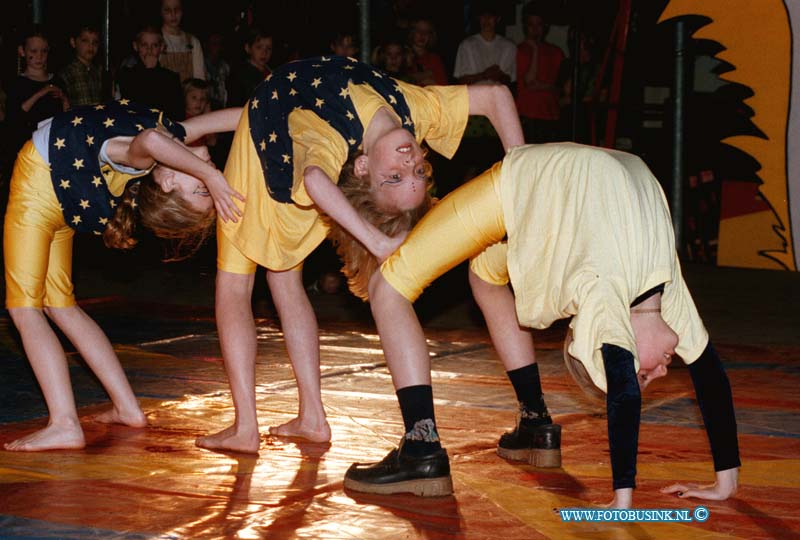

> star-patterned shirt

[
  {"left": 248, "top": 56, "right": 415, "bottom": 203},
  {"left": 47, "top": 99, "right": 186, "bottom": 234}
]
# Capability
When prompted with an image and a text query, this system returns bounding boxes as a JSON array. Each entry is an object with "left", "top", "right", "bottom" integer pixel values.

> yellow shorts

[
  {"left": 4, "top": 141, "right": 77, "bottom": 309},
  {"left": 216, "top": 231, "right": 304, "bottom": 275}
]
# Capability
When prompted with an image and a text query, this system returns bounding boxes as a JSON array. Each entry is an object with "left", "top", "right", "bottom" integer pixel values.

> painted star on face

[
  {"left": 315, "top": 98, "right": 325, "bottom": 109},
  {"left": 119, "top": 98, "right": 130, "bottom": 105},
  {"left": 92, "top": 176, "right": 102, "bottom": 187},
  {"left": 251, "top": 97, "right": 260, "bottom": 109},
  {"left": 79, "top": 199, "right": 90, "bottom": 209},
  {"left": 287, "top": 71, "right": 297, "bottom": 82},
  {"left": 282, "top": 154, "right": 291, "bottom": 163},
  {"left": 269, "top": 131, "right": 278, "bottom": 143},
  {"left": 54, "top": 138, "right": 66, "bottom": 149},
  {"left": 259, "top": 140, "right": 267, "bottom": 151},
  {"left": 311, "top": 77, "right": 322, "bottom": 88},
  {"left": 72, "top": 215, "right": 82, "bottom": 225},
  {"left": 85, "top": 135, "right": 94, "bottom": 146},
  {"left": 73, "top": 158, "right": 85, "bottom": 170},
  {"left": 71, "top": 116, "right": 83, "bottom": 127},
  {"left": 59, "top": 179, "right": 71, "bottom": 189},
  {"left": 103, "top": 117, "right": 115, "bottom": 128},
  {"left": 271, "top": 90, "right": 279, "bottom": 100}
]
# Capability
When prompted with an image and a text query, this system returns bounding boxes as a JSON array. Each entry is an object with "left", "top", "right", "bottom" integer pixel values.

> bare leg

[
  {"left": 368, "top": 273, "right": 432, "bottom": 389},
  {"left": 196, "top": 270, "right": 261, "bottom": 453},
  {"left": 266, "top": 269, "right": 331, "bottom": 442},
  {"left": 469, "top": 269, "right": 535, "bottom": 370},
  {"left": 44, "top": 305, "right": 146, "bottom": 427},
  {"left": 4, "top": 307, "right": 85, "bottom": 451}
]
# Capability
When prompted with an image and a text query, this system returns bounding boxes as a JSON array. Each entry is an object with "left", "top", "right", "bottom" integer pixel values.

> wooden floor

[{"left": 0, "top": 299, "right": 798, "bottom": 539}]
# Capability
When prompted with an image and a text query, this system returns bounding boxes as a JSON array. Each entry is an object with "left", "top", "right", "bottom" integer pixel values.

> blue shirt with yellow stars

[
  {"left": 48, "top": 99, "right": 186, "bottom": 234},
  {"left": 248, "top": 55, "right": 414, "bottom": 203}
]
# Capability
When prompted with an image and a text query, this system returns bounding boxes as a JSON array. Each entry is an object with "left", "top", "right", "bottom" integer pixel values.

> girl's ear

[
  {"left": 153, "top": 167, "right": 176, "bottom": 192},
  {"left": 354, "top": 155, "right": 369, "bottom": 178}
]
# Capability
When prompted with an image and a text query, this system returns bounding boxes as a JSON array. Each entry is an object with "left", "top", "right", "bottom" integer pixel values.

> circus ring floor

[{"left": 0, "top": 263, "right": 798, "bottom": 539}]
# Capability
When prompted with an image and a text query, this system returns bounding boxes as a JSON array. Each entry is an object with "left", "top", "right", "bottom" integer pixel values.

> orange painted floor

[{"left": 1, "top": 299, "right": 799, "bottom": 539}]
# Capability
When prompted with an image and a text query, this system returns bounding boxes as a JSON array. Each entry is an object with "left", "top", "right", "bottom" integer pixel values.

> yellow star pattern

[
  {"left": 388, "top": 95, "right": 397, "bottom": 104},
  {"left": 54, "top": 138, "right": 66, "bottom": 149},
  {"left": 394, "top": 84, "right": 402, "bottom": 92},
  {"left": 73, "top": 159, "right": 85, "bottom": 170},
  {"left": 110, "top": 200, "right": 117, "bottom": 208},
  {"left": 71, "top": 116, "right": 83, "bottom": 127},
  {"left": 289, "top": 88, "right": 298, "bottom": 96},
  {"left": 266, "top": 73, "right": 273, "bottom": 81},
  {"left": 79, "top": 199, "right": 90, "bottom": 209},
  {"left": 150, "top": 108, "right": 160, "bottom": 113},
  {"left": 103, "top": 117, "right": 115, "bottom": 128},
  {"left": 282, "top": 154, "right": 291, "bottom": 163},
  {"left": 85, "top": 135, "right": 94, "bottom": 146},
  {"left": 287, "top": 71, "right": 297, "bottom": 81},
  {"left": 72, "top": 215, "right": 82, "bottom": 225},
  {"left": 135, "top": 124, "right": 144, "bottom": 131},
  {"left": 347, "top": 56, "right": 358, "bottom": 62},
  {"left": 348, "top": 138, "right": 357, "bottom": 145},
  {"left": 60, "top": 179, "right": 71, "bottom": 189},
  {"left": 92, "top": 176, "right": 103, "bottom": 187},
  {"left": 372, "top": 70, "right": 383, "bottom": 78},
  {"left": 251, "top": 97, "right": 260, "bottom": 109},
  {"left": 259, "top": 140, "right": 267, "bottom": 151},
  {"left": 339, "top": 87, "right": 350, "bottom": 98},
  {"left": 311, "top": 78, "right": 322, "bottom": 88},
  {"left": 99, "top": 217, "right": 109, "bottom": 225},
  {"left": 321, "top": 56, "right": 330, "bottom": 62},
  {"left": 119, "top": 98, "right": 130, "bottom": 105},
  {"left": 130, "top": 200, "right": 137, "bottom": 208},
  {"left": 94, "top": 104, "right": 105, "bottom": 110},
  {"left": 315, "top": 98, "right": 325, "bottom": 109},
  {"left": 271, "top": 90, "right": 279, "bottom": 100},
  {"left": 343, "top": 65, "right": 354, "bottom": 70},
  {"left": 269, "top": 132, "right": 278, "bottom": 143},
  {"left": 404, "top": 115, "right": 413, "bottom": 126},
  {"left": 346, "top": 111, "right": 355, "bottom": 120}
]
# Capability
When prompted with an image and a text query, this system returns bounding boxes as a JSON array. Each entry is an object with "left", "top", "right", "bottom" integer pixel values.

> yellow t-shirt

[{"left": 219, "top": 81, "right": 469, "bottom": 271}]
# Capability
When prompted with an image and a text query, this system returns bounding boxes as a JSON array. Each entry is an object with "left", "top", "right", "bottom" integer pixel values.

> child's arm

[
  {"left": 661, "top": 341, "right": 740, "bottom": 501},
  {"left": 467, "top": 84, "right": 525, "bottom": 150},
  {"left": 304, "top": 166, "right": 402, "bottom": 262},
  {"left": 108, "top": 129, "right": 244, "bottom": 222},
  {"left": 179, "top": 107, "right": 243, "bottom": 144}
]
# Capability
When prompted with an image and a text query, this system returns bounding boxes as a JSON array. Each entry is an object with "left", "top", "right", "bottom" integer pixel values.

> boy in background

[{"left": 58, "top": 25, "right": 105, "bottom": 107}]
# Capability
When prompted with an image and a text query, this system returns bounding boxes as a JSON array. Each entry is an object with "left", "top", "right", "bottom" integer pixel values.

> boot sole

[
  {"left": 529, "top": 448, "right": 561, "bottom": 468},
  {"left": 496, "top": 447, "right": 531, "bottom": 462},
  {"left": 343, "top": 475, "right": 454, "bottom": 497}
]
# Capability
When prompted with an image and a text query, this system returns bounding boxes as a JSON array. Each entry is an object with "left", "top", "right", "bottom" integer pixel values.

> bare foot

[
  {"left": 269, "top": 417, "right": 331, "bottom": 443},
  {"left": 196, "top": 424, "right": 260, "bottom": 454},
  {"left": 89, "top": 406, "right": 147, "bottom": 428},
  {"left": 4, "top": 421, "right": 85, "bottom": 452}
]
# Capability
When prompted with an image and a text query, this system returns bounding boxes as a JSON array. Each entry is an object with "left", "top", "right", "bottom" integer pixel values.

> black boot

[
  {"left": 498, "top": 422, "right": 562, "bottom": 467},
  {"left": 343, "top": 440, "right": 453, "bottom": 497}
]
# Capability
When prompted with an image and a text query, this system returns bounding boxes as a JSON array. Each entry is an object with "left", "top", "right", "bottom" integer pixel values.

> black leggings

[{"left": 603, "top": 341, "right": 740, "bottom": 490}]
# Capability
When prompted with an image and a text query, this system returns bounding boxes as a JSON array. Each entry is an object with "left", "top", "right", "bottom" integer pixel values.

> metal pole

[
  {"left": 32, "top": 0, "right": 44, "bottom": 24},
  {"left": 570, "top": 26, "right": 581, "bottom": 142},
  {"left": 103, "top": 0, "right": 111, "bottom": 72},
  {"left": 671, "top": 21, "right": 686, "bottom": 250},
  {"left": 359, "top": 0, "right": 371, "bottom": 64}
]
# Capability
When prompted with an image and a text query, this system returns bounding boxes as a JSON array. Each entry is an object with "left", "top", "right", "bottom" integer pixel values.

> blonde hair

[
  {"left": 103, "top": 174, "right": 215, "bottom": 260},
  {"left": 563, "top": 329, "right": 606, "bottom": 409},
  {"left": 326, "top": 153, "right": 433, "bottom": 301}
]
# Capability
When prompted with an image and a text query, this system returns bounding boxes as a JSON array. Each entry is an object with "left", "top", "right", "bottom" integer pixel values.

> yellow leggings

[
  {"left": 4, "top": 141, "right": 76, "bottom": 308},
  {"left": 381, "top": 161, "right": 509, "bottom": 302}
]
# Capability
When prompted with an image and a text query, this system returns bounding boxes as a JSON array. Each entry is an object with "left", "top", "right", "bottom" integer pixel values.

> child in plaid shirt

[{"left": 58, "top": 25, "right": 104, "bottom": 107}]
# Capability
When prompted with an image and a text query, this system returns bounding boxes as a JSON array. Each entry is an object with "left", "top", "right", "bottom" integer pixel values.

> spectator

[
  {"left": 228, "top": 27, "right": 272, "bottom": 107},
  {"left": 371, "top": 38, "right": 411, "bottom": 81},
  {"left": 160, "top": 0, "right": 205, "bottom": 82},
  {"left": 5, "top": 27, "right": 69, "bottom": 156},
  {"left": 183, "top": 78, "right": 216, "bottom": 147},
  {"left": 453, "top": 3, "right": 515, "bottom": 86},
  {"left": 117, "top": 25, "right": 183, "bottom": 120},
  {"left": 57, "top": 24, "right": 104, "bottom": 107},
  {"left": 204, "top": 32, "right": 230, "bottom": 109},
  {"left": 516, "top": 8, "right": 564, "bottom": 143},
  {"left": 329, "top": 30, "right": 358, "bottom": 57},
  {"left": 406, "top": 17, "right": 447, "bottom": 86}
]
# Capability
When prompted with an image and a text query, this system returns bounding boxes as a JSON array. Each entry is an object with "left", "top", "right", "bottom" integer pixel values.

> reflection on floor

[{"left": 1, "top": 299, "right": 798, "bottom": 539}]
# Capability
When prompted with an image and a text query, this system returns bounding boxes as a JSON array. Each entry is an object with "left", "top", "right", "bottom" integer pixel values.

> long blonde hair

[
  {"left": 103, "top": 174, "right": 215, "bottom": 260},
  {"left": 326, "top": 153, "right": 433, "bottom": 301}
]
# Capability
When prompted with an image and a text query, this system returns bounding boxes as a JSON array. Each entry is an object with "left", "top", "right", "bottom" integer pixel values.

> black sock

[
  {"left": 396, "top": 385, "right": 442, "bottom": 456},
  {"left": 507, "top": 363, "right": 551, "bottom": 426}
]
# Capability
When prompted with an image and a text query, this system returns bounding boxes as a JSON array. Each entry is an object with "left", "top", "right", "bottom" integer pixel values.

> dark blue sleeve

[
  {"left": 688, "top": 341, "right": 741, "bottom": 471},
  {"left": 602, "top": 343, "right": 641, "bottom": 490}
]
